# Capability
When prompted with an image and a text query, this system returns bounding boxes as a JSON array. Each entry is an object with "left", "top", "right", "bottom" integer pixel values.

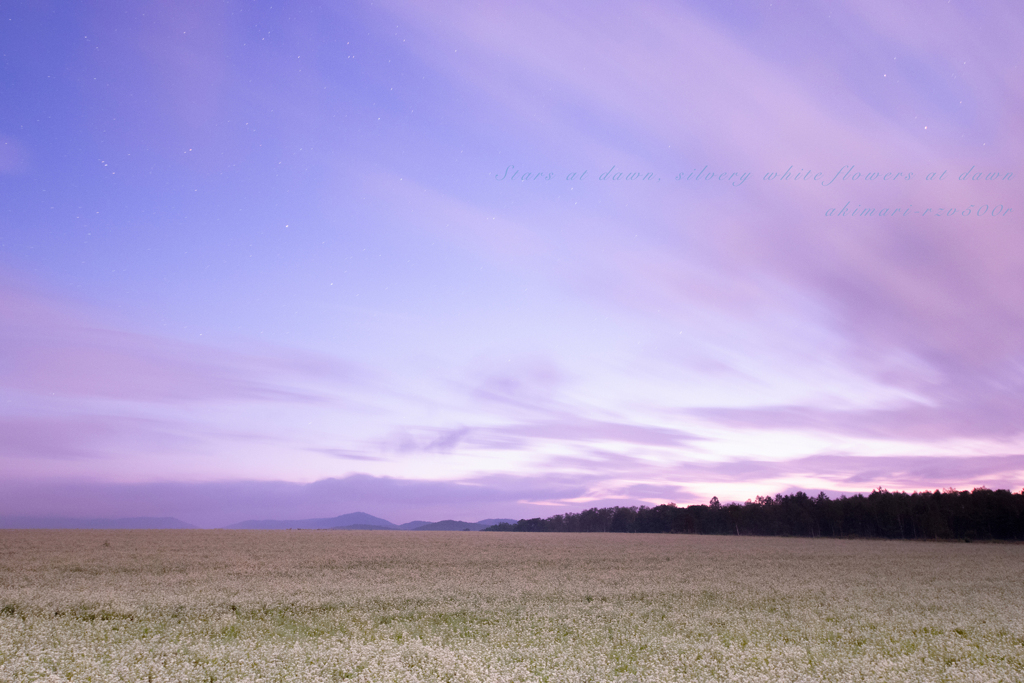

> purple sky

[{"left": 1, "top": 1, "right": 1022, "bottom": 527}]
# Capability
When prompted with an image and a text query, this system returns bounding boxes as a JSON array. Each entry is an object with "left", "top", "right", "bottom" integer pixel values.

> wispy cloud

[
  {"left": 0, "top": 279, "right": 356, "bottom": 404},
  {"left": 0, "top": 277, "right": 378, "bottom": 477},
  {"left": 690, "top": 397, "right": 1024, "bottom": 442},
  {"left": 491, "top": 419, "right": 700, "bottom": 448},
  {"left": 309, "top": 448, "right": 390, "bottom": 463}
]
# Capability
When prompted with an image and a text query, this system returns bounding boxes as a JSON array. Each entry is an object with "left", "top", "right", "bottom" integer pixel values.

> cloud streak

[{"left": 0, "top": 279, "right": 355, "bottom": 404}]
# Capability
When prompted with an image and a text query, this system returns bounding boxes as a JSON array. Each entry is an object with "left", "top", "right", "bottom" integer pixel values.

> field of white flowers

[{"left": 1, "top": 530, "right": 1022, "bottom": 682}]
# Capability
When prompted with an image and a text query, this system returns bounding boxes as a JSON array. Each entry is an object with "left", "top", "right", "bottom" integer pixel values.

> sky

[{"left": 1, "top": 1, "right": 1022, "bottom": 527}]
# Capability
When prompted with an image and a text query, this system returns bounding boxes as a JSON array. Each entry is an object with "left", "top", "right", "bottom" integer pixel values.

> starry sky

[{"left": 1, "top": 1, "right": 1022, "bottom": 527}]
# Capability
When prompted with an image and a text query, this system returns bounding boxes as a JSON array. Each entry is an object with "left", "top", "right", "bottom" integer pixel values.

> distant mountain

[
  {"left": 398, "top": 520, "right": 433, "bottom": 530},
  {"left": 0, "top": 517, "right": 197, "bottom": 529},
  {"left": 0, "top": 513, "right": 523, "bottom": 531},
  {"left": 226, "top": 512, "right": 397, "bottom": 530},
  {"left": 329, "top": 524, "right": 396, "bottom": 531},
  {"left": 333, "top": 519, "right": 518, "bottom": 531},
  {"left": 413, "top": 519, "right": 489, "bottom": 531}
]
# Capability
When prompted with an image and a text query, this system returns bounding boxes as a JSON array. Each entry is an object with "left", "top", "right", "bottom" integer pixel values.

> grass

[{"left": 1, "top": 530, "right": 1022, "bottom": 681}]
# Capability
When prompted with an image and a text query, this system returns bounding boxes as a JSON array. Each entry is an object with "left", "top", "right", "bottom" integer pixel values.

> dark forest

[{"left": 485, "top": 488, "right": 1024, "bottom": 540}]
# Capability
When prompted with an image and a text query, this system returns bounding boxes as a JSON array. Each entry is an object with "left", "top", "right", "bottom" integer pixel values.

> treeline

[{"left": 485, "top": 488, "right": 1024, "bottom": 540}]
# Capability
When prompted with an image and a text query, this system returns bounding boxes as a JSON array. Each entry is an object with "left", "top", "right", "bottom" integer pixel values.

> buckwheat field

[{"left": 1, "top": 531, "right": 1022, "bottom": 682}]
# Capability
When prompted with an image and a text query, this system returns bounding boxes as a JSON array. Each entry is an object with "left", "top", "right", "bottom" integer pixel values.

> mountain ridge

[
  {"left": 1, "top": 513, "right": 521, "bottom": 530},
  {"left": 226, "top": 512, "right": 397, "bottom": 530},
  {"left": 228, "top": 513, "right": 519, "bottom": 530}
]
